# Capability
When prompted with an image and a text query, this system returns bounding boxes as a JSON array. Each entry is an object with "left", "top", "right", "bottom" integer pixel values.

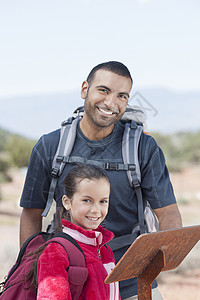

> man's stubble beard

[{"left": 84, "top": 94, "right": 125, "bottom": 129}]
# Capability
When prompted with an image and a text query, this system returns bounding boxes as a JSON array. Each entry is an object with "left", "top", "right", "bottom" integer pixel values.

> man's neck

[{"left": 79, "top": 118, "right": 114, "bottom": 141}]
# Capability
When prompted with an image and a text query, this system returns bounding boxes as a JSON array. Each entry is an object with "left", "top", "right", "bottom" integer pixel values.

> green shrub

[
  {"left": 5, "top": 135, "right": 36, "bottom": 168},
  {"left": 0, "top": 156, "right": 12, "bottom": 184},
  {"left": 152, "top": 131, "right": 200, "bottom": 172},
  {"left": 0, "top": 128, "right": 12, "bottom": 151}
]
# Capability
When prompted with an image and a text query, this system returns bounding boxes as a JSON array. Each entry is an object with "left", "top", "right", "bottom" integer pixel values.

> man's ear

[
  {"left": 62, "top": 195, "right": 71, "bottom": 210},
  {"left": 81, "top": 81, "right": 89, "bottom": 99}
]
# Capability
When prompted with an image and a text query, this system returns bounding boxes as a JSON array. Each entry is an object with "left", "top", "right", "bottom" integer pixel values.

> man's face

[{"left": 81, "top": 69, "right": 132, "bottom": 129}]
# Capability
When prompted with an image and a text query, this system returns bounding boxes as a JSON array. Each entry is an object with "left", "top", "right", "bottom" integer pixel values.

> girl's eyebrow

[
  {"left": 82, "top": 195, "right": 109, "bottom": 200},
  {"left": 100, "top": 197, "right": 110, "bottom": 201}
]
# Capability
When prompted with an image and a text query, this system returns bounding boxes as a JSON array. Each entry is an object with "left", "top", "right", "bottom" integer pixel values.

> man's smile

[{"left": 97, "top": 106, "right": 118, "bottom": 116}]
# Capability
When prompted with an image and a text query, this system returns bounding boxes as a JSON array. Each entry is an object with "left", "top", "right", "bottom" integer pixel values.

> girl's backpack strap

[{"left": 48, "top": 232, "right": 88, "bottom": 300}]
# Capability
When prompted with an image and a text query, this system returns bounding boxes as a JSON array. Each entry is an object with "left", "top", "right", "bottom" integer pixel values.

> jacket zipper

[{"left": 98, "top": 249, "right": 101, "bottom": 259}]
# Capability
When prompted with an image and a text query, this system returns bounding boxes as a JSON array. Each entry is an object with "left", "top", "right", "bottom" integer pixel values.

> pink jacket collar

[{"left": 62, "top": 219, "right": 114, "bottom": 246}]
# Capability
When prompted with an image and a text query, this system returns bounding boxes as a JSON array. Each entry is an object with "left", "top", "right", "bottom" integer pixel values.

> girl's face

[{"left": 62, "top": 178, "right": 110, "bottom": 231}]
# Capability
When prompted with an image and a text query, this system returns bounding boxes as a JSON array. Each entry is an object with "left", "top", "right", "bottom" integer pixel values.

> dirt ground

[{"left": 0, "top": 167, "right": 200, "bottom": 299}]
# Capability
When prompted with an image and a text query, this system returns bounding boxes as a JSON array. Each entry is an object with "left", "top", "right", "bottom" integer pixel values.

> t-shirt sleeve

[
  {"left": 37, "top": 243, "right": 71, "bottom": 300},
  {"left": 20, "top": 131, "right": 59, "bottom": 209},
  {"left": 139, "top": 134, "right": 176, "bottom": 209}
]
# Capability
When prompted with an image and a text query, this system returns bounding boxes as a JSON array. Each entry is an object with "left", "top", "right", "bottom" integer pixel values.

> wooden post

[{"left": 137, "top": 248, "right": 165, "bottom": 300}]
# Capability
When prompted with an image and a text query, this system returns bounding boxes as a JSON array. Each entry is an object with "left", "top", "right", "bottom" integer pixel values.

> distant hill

[
  {"left": 138, "top": 88, "right": 200, "bottom": 133},
  {"left": 0, "top": 91, "right": 81, "bottom": 139},
  {"left": 0, "top": 88, "right": 200, "bottom": 139}
]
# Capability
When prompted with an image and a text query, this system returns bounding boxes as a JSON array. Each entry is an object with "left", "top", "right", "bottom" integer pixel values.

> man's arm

[
  {"left": 153, "top": 203, "right": 182, "bottom": 231},
  {"left": 20, "top": 208, "right": 43, "bottom": 247}
]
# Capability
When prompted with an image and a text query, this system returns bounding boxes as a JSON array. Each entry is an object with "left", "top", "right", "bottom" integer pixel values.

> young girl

[{"left": 36, "top": 164, "right": 120, "bottom": 300}]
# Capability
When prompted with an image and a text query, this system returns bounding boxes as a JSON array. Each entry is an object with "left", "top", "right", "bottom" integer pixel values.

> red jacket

[{"left": 37, "top": 220, "right": 120, "bottom": 300}]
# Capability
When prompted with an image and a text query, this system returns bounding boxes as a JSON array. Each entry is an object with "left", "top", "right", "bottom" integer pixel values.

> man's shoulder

[
  {"left": 42, "top": 128, "right": 61, "bottom": 142},
  {"left": 34, "top": 128, "right": 61, "bottom": 157},
  {"left": 137, "top": 132, "right": 160, "bottom": 163},
  {"left": 139, "top": 129, "right": 158, "bottom": 146},
  {"left": 37, "top": 128, "right": 60, "bottom": 145}
]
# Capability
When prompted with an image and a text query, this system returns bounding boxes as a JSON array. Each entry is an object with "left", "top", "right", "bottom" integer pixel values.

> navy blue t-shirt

[{"left": 20, "top": 120, "right": 176, "bottom": 298}]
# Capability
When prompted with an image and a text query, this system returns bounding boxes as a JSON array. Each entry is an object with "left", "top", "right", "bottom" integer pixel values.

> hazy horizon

[{"left": 1, "top": 87, "right": 199, "bottom": 139}]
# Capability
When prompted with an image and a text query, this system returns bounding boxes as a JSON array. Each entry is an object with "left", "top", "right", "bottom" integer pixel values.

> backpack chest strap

[{"left": 54, "top": 156, "right": 136, "bottom": 172}]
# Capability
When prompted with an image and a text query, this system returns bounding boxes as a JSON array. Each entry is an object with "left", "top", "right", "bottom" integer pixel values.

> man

[{"left": 20, "top": 61, "right": 182, "bottom": 299}]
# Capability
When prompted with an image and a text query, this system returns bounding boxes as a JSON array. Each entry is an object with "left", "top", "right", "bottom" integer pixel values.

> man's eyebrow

[
  {"left": 95, "top": 85, "right": 111, "bottom": 91},
  {"left": 119, "top": 92, "right": 130, "bottom": 98}
]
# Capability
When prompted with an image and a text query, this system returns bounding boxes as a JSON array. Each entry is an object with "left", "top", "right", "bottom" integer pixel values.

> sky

[{"left": 0, "top": 0, "right": 200, "bottom": 98}]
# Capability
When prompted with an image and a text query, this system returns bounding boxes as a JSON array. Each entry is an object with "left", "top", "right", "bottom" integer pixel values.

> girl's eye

[
  {"left": 101, "top": 200, "right": 108, "bottom": 204},
  {"left": 83, "top": 199, "right": 91, "bottom": 203}
]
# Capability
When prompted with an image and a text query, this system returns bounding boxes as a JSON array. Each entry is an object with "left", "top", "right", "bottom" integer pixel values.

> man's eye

[
  {"left": 99, "top": 89, "right": 108, "bottom": 94},
  {"left": 119, "top": 94, "right": 128, "bottom": 100}
]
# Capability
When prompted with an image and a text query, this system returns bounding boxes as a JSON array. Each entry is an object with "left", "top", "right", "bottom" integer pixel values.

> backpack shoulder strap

[
  {"left": 50, "top": 232, "right": 86, "bottom": 266},
  {"left": 123, "top": 121, "right": 159, "bottom": 233},
  {"left": 122, "top": 120, "right": 145, "bottom": 235},
  {"left": 122, "top": 120, "right": 143, "bottom": 186},
  {"left": 42, "top": 117, "right": 80, "bottom": 217},
  {"left": 52, "top": 117, "right": 80, "bottom": 176},
  {"left": 48, "top": 232, "right": 88, "bottom": 300},
  {"left": 108, "top": 121, "right": 146, "bottom": 251}
]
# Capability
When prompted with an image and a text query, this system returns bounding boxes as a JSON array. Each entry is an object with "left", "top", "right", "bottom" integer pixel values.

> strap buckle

[
  {"left": 51, "top": 167, "right": 59, "bottom": 178},
  {"left": 128, "top": 164, "right": 136, "bottom": 171},
  {"left": 104, "top": 162, "right": 119, "bottom": 171},
  {"left": 56, "top": 155, "right": 64, "bottom": 162}
]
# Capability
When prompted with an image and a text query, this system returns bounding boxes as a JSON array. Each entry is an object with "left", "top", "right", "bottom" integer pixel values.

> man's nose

[{"left": 103, "top": 93, "right": 117, "bottom": 110}]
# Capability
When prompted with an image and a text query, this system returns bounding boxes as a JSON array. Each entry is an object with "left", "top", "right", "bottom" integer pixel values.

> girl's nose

[{"left": 90, "top": 203, "right": 100, "bottom": 213}]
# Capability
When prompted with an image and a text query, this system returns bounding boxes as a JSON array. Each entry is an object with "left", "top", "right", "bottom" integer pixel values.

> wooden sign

[{"left": 105, "top": 226, "right": 200, "bottom": 300}]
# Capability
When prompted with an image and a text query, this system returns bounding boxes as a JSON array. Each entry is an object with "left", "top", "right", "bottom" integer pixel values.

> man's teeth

[{"left": 99, "top": 108, "right": 113, "bottom": 115}]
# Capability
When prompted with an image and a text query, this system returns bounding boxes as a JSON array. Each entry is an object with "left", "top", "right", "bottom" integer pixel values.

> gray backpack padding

[{"left": 42, "top": 105, "right": 159, "bottom": 250}]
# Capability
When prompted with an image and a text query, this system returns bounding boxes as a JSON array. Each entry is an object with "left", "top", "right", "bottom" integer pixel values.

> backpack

[
  {"left": 41, "top": 105, "right": 159, "bottom": 250},
  {"left": 0, "top": 232, "right": 88, "bottom": 300}
]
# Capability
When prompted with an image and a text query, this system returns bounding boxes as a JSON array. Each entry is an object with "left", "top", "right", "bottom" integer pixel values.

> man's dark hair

[{"left": 86, "top": 61, "right": 133, "bottom": 86}]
